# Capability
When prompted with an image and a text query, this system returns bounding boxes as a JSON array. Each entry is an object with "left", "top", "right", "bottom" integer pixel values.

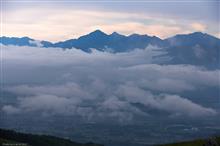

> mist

[{"left": 1, "top": 44, "right": 219, "bottom": 122}]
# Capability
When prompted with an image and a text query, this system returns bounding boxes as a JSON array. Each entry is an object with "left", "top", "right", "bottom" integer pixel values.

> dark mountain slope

[
  {"left": 164, "top": 32, "right": 220, "bottom": 68},
  {"left": 0, "top": 128, "right": 103, "bottom": 146},
  {"left": 0, "top": 30, "right": 164, "bottom": 52},
  {"left": 0, "top": 36, "right": 35, "bottom": 46},
  {"left": 53, "top": 30, "right": 164, "bottom": 52},
  {"left": 158, "top": 136, "right": 220, "bottom": 146}
]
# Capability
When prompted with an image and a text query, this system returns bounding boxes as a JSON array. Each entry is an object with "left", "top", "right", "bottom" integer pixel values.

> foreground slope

[
  {"left": 158, "top": 137, "right": 220, "bottom": 146},
  {"left": 0, "top": 128, "right": 103, "bottom": 146},
  {"left": 1, "top": 128, "right": 220, "bottom": 146}
]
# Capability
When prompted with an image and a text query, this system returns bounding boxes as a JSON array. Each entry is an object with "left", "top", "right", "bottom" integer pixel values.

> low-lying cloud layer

[{"left": 1, "top": 45, "right": 219, "bottom": 122}]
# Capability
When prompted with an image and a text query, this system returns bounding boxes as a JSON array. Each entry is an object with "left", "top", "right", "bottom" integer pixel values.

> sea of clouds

[{"left": 1, "top": 44, "right": 219, "bottom": 122}]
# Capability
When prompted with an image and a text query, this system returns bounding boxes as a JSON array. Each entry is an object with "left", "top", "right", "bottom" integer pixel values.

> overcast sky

[{"left": 1, "top": 0, "right": 220, "bottom": 41}]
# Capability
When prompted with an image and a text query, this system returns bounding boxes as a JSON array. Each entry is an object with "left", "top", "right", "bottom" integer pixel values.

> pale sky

[{"left": 1, "top": 0, "right": 220, "bottom": 42}]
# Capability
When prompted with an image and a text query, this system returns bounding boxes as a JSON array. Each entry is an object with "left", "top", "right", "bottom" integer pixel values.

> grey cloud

[
  {"left": 1, "top": 44, "right": 219, "bottom": 121},
  {"left": 3, "top": 83, "right": 217, "bottom": 119},
  {"left": 2, "top": 105, "right": 21, "bottom": 114},
  {"left": 29, "top": 40, "right": 43, "bottom": 47},
  {"left": 116, "top": 85, "right": 216, "bottom": 117}
]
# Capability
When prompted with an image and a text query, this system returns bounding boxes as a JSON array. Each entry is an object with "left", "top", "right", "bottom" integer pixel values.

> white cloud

[
  {"left": 116, "top": 85, "right": 216, "bottom": 117},
  {"left": 191, "top": 22, "right": 207, "bottom": 32},
  {"left": 2, "top": 44, "right": 219, "bottom": 121},
  {"left": 29, "top": 40, "right": 43, "bottom": 47}
]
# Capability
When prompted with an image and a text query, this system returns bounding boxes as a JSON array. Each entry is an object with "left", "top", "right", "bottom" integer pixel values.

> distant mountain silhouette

[
  {"left": 0, "top": 36, "right": 35, "bottom": 46},
  {"left": 0, "top": 30, "right": 164, "bottom": 51},
  {"left": 164, "top": 32, "right": 220, "bottom": 69},
  {"left": 51, "top": 30, "right": 164, "bottom": 52},
  {"left": 1, "top": 30, "right": 219, "bottom": 68},
  {"left": 0, "top": 36, "right": 53, "bottom": 47}
]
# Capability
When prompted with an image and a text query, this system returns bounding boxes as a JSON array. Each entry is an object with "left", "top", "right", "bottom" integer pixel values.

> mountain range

[{"left": 1, "top": 30, "right": 220, "bottom": 68}]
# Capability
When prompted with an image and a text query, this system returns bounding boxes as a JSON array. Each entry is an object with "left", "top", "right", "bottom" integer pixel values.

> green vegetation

[{"left": 0, "top": 129, "right": 103, "bottom": 146}]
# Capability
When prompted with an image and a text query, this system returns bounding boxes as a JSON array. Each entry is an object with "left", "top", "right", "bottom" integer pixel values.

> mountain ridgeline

[{"left": 1, "top": 30, "right": 220, "bottom": 68}]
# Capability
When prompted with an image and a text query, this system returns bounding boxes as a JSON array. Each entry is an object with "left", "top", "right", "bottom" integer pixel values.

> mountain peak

[
  {"left": 110, "top": 32, "right": 125, "bottom": 38},
  {"left": 173, "top": 32, "right": 204, "bottom": 38},
  {"left": 188, "top": 31, "right": 218, "bottom": 39},
  {"left": 128, "top": 33, "right": 151, "bottom": 38},
  {"left": 111, "top": 32, "right": 120, "bottom": 35},
  {"left": 128, "top": 33, "right": 140, "bottom": 37},
  {"left": 191, "top": 31, "right": 204, "bottom": 35},
  {"left": 77, "top": 29, "right": 108, "bottom": 41},
  {"left": 187, "top": 32, "right": 207, "bottom": 37},
  {"left": 89, "top": 30, "right": 107, "bottom": 36}
]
